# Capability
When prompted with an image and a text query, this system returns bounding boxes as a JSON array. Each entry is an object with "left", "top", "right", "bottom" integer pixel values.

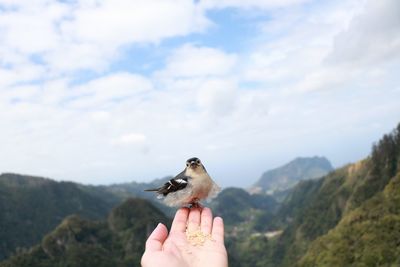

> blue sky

[{"left": 0, "top": 0, "right": 399, "bottom": 187}]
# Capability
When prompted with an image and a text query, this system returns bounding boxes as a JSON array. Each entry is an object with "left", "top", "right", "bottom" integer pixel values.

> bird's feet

[{"left": 189, "top": 201, "right": 203, "bottom": 209}]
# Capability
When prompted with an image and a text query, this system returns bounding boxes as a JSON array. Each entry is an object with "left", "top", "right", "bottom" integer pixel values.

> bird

[{"left": 145, "top": 157, "right": 220, "bottom": 207}]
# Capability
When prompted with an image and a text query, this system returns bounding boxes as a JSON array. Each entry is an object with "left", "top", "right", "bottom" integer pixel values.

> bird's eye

[
  {"left": 196, "top": 159, "right": 201, "bottom": 164},
  {"left": 186, "top": 162, "right": 190, "bottom": 167}
]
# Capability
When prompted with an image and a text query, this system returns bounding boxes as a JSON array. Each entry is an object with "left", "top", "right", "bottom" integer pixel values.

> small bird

[{"left": 145, "top": 157, "right": 220, "bottom": 207}]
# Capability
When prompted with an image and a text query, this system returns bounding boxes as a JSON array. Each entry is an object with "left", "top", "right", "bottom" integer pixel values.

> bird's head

[{"left": 185, "top": 157, "right": 206, "bottom": 173}]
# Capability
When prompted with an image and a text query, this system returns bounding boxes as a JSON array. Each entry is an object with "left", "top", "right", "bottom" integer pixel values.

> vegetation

[
  {"left": 0, "top": 198, "right": 169, "bottom": 267},
  {"left": 298, "top": 124, "right": 400, "bottom": 266},
  {"left": 0, "top": 173, "right": 176, "bottom": 260},
  {"left": 299, "top": 173, "right": 400, "bottom": 266},
  {"left": 0, "top": 174, "right": 118, "bottom": 260}
]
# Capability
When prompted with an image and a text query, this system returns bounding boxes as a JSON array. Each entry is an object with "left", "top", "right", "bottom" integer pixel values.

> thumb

[{"left": 145, "top": 223, "right": 168, "bottom": 252}]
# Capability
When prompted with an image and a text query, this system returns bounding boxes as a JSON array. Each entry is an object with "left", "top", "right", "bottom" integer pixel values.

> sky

[{"left": 0, "top": 0, "right": 399, "bottom": 187}]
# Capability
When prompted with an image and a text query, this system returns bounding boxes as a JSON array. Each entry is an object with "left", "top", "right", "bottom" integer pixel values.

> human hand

[{"left": 141, "top": 207, "right": 228, "bottom": 267}]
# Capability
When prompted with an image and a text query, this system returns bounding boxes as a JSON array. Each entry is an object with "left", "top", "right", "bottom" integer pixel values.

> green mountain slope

[
  {"left": 299, "top": 172, "right": 400, "bottom": 266},
  {"left": 297, "top": 125, "right": 400, "bottom": 266},
  {"left": 0, "top": 198, "right": 169, "bottom": 267},
  {"left": 0, "top": 173, "right": 118, "bottom": 260}
]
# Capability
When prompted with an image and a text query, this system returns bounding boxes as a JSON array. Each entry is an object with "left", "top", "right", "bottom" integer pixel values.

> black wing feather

[
  {"left": 158, "top": 177, "right": 188, "bottom": 196},
  {"left": 145, "top": 171, "right": 189, "bottom": 196}
]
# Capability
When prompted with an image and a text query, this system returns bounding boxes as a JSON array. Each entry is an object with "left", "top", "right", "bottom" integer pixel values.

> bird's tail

[{"left": 144, "top": 188, "right": 159, "bottom": 192}]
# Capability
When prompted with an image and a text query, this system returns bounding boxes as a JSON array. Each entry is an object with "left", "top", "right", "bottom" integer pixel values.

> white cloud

[
  {"left": 287, "top": 0, "right": 400, "bottom": 92},
  {"left": 0, "top": 63, "right": 45, "bottom": 88},
  {"left": 0, "top": 4, "right": 65, "bottom": 54},
  {"left": 200, "top": 0, "right": 310, "bottom": 9},
  {"left": 0, "top": 0, "right": 49, "bottom": 8},
  {"left": 112, "top": 133, "right": 147, "bottom": 145},
  {"left": 0, "top": 0, "right": 211, "bottom": 73},
  {"left": 241, "top": 6, "right": 341, "bottom": 86},
  {"left": 326, "top": 0, "right": 400, "bottom": 66},
  {"left": 43, "top": 43, "right": 115, "bottom": 73},
  {"left": 67, "top": 72, "right": 153, "bottom": 108},
  {"left": 197, "top": 79, "right": 237, "bottom": 117},
  {"left": 159, "top": 44, "right": 237, "bottom": 78},
  {"left": 90, "top": 111, "right": 111, "bottom": 122},
  {"left": 241, "top": 0, "right": 400, "bottom": 94},
  {"left": 0, "top": 84, "right": 39, "bottom": 103},
  {"left": 294, "top": 67, "right": 356, "bottom": 92},
  {"left": 62, "top": 0, "right": 209, "bottom": 45}
]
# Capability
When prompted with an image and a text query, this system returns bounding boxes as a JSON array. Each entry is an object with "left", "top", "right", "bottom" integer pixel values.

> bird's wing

[{"left": 150, "top": 171, "right": 190, "bottom": 196}]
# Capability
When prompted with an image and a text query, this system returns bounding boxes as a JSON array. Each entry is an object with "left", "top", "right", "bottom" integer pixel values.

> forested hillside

[
  {"left": 298, "top": 124, "right": 400, "bottom": 266},
  {"left": 0, "top": 174, "right": 118, "bottom": 260},
  {"left": 0, "top": 198, "right": 169, "bottom": 267}
]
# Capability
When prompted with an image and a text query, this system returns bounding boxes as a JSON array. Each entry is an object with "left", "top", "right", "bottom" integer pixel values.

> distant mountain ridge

[
  {"left": 0, "top": 173, "right": 52, "bottom": 187},
  {"left": 84, "top": 176, "right": 176, "bottom": 216},
  {"left": 250, "top": 156, "right": 333, "bottom": 195}
]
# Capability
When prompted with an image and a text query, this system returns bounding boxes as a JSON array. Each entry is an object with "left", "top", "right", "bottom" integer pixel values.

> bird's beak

[{"left": 190, "top": 162, "right": 198, "bottom": 168}]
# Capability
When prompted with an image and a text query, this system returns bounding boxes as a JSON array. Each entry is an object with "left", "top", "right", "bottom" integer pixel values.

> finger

[
  {"left": 187, "top": 207, "right": 201, "bottom": 231},
  {"left": 211, "top": 217, "right": 224, "bottom": 244},
  {"left": 170, "top": 208, "right": 189, "bottom": 234},
  {"left": 145, "top": 223, "right": 168, "bottom": 252},
  {"left": 200, "top": 207, "right": 213, "bottom": 234}
]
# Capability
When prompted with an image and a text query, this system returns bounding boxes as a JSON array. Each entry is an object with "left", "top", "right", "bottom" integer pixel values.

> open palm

[{"left": 141, "top": 207, "right": 228, "bottom": 267}]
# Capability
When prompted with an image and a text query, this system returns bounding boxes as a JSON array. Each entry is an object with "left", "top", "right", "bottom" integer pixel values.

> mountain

[
  {"left": 297, "top": 124, "right": 400, "bottom": 266},
  {"left": 250, "top": 156, "right": 334, "bottom": 197},
  {"left": 299, "top": 171, "right": 400, "bottom": 266},
  {"left": 228, "top": 123, "right": 400, "bottom": 267},
  {"left": 92, "top": 177, "right": 171, "bottom": 200},
  {"left": 0, "top": 173, "right": 119, "bottom": 260},
  {"left": 0, "top": 198, "right": 169, "bottom": 267}
]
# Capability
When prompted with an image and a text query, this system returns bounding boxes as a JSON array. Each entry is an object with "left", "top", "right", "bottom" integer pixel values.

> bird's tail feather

[{"left": 144, "top": 188, "right": 159, "bottom": 192}]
